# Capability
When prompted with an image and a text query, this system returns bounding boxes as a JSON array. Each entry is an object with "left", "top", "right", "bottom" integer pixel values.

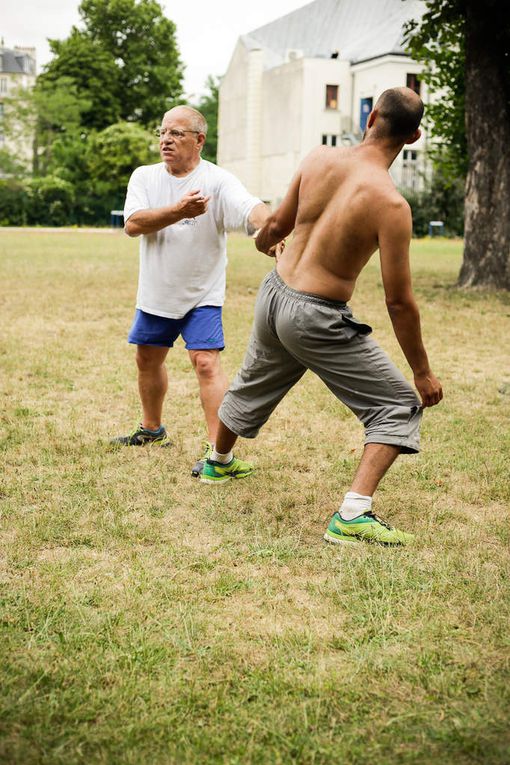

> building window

[
  {"left": 0, "top": 79, "right": 7, "bottom": 94},
  {"left": 402, "top": 149, "right": 419, "bottom": 190},
  {"left": 322, "top": 134, "right": 338, "bottom": 147},
  {"left": 325, "top": 84, "right": 339, "bottom": 109},
  {"left": 359, "top": 97, "right": 373, "bottom": 132},
  {"left": 406, "top": 73, "right": 421, "bottom": 95}
]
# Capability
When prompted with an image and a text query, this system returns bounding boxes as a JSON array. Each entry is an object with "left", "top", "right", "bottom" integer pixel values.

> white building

[
  {"left": 218, "top": 0, "right": 428, "bottom": 204},
  {"left": 0, "top": 43, "right": 37, "bottom": 171}
]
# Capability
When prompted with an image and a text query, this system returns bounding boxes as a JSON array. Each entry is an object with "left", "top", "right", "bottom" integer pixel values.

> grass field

[{"left": 1, "top": 230, "right": 509, "bottom": 765}]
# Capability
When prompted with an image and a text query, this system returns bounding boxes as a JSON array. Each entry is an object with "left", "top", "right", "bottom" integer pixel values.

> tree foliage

[
  {"left": 26, "top": 176, "right": 76, "bottom": 227},
  {"left": 86, "top": 121, "right": 159, "bottom": 202},
  {"left": 40, "top": 0, "right": 184, "bottom": 129},
  {"left": 39, "top": 32, "right": 120, "bottom": 130},
  {"left": 403, "top": 168, "right": 464, "bottom": 237},
  {"left": 0, "top": 92, "right": 158, "bottom": 224},
  {"left": 192, "top": 76, "right": 219, "bottom": 164},
  {"left": 0, "top": 179, "right": 28, "bottom": 225},
  {"left": 0, "top": 0, "right": 186, "bottom": 225},
  {"left": 404, "top": 1, "right": 467, "bottom": 179},
  {"left": 2, "top": 80, "right": 91, "bottom": 176},
  {"left": 0, "top": 2, "right": 228, "bottom": 226}
]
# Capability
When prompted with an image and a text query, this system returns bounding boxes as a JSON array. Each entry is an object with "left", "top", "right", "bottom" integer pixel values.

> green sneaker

[
  {"left": 191, "top": 441, "right": 213, "bottom": 478},
  {"left": 200, "top": 456, "right": 254, "bottom": 484},
  {"left": 324, "top": 511, "right": 414, "bottom": 546},
  {"left": 111, "top": 424, "right": 171, "bottom": 447}
]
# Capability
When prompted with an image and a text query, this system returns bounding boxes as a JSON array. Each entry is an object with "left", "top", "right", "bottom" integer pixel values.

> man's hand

[
  {"left": 267, "top": 240, "right": 285, "bottom": 259},
  {"left": 125, "top": 191, "right": 210, "bottom": 236},
  {"left": 178, "top": 189, "right": 210, "bottom": 219},
  {"left": 414, "top": 371, "right": 443, "bottom": 408}
]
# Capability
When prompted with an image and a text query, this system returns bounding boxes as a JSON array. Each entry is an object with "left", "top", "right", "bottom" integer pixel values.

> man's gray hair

[{"left": 163, "top": 106, "right": 208, "bottom": 136}]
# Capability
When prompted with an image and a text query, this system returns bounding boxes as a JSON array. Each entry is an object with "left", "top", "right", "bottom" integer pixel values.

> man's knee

[
  {"left": 135, "top": 345, "right": 168, "bottom": 372},
  {"left": 190, "top": 350, "right": 221, "bottom": 380}
]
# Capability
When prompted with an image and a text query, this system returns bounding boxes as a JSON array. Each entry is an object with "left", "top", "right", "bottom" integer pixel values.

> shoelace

[{"left": 365, "top": 511, "right": 394, "bottom": 531}]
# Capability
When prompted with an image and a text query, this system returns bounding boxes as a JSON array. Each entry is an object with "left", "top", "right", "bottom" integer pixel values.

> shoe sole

[
  {"left": 200, "top": 471, "right": 253, "bottom": 484},
  {"left": 324, "top": 531, "right": 411, "bottom": 547},
  {"left": 323, "top": 532, "right": 359, "bottom": 546},
  {"left": 110, "top": 440, "right": 172, "bottom": 447}
]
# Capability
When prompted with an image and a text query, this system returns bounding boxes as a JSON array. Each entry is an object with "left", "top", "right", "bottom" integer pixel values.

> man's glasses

[{"left": 155, "top": 128, "right": 200, "bottom": 140}]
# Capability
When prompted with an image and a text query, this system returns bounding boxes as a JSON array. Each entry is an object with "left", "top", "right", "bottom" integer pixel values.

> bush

[
  {"left": 0, "top": 179, "right": 29, "bottom": 226},
  {"left": 402, "top": 170, "right": 465, "bottom": 237},
  {"left": 0, "top": 122, "right": 157, "bottom": 226},
  {"left": 86, "top": 122, "right": 158, "bottom": 198},
  {"left": 25, "top": 176, "right": 75, "bottom": 227}
]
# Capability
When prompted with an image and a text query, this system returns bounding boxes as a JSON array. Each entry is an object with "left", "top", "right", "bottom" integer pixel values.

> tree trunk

[{"left": 458, "top": 1, "right": 510, "bottom": 289}]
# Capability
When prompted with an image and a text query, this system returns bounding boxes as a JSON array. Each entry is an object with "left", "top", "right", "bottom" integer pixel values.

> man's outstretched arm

[
  {"left": 125, "top": 190, "right": 210, "bottom": 237},
  {"left": 246, "top": 203, "right": 271, "bottom": 234},
  {"left": 379, "top": 200, "right": 443, "bottom": 408},
  {"left": 255, "top": 170, "right": 302, "bottom": 254}
]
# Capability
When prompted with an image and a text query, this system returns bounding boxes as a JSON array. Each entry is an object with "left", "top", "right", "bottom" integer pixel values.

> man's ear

[
  {"left": 406, "top": 128, "right": 421, "bottom": 145},
  {"left": 367, "top": 109, "right": 378, "bottom": 128},
  {"left": 197, "top": 132, "right": 206, "bottom": 152}
]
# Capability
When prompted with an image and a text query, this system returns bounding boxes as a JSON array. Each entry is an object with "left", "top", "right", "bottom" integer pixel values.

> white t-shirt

[{"left": 124, "top": 159, "right": 261, "bottom": 319}]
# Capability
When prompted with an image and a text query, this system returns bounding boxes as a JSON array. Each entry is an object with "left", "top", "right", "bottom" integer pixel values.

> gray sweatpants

[{"left": 220, "top": 270, "right": 422, "bottom": 453}]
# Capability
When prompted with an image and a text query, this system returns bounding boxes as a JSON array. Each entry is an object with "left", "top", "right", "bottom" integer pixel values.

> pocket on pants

[{"left": 341, "top": 313, "right": 373, "bottom": 336}]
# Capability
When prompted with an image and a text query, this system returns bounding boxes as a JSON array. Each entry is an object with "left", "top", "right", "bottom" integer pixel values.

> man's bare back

[
  {"left": 254, "top": 91, "right": 442, "bottom": 409},
  {"left": 275, "top": 144, "right": 410, "bottom": 303}
]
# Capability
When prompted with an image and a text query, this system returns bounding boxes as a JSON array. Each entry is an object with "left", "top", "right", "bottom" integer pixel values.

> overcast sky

[{"left": 1, "top": 0, "right": 309, "bottom": 98}]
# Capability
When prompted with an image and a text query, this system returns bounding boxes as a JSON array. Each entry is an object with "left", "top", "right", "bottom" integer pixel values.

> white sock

[
  {"left": 339, "top": 491, "right": 372, "bottom": 520},
  {"left": 211, "top": 449, "right": 233, "bottom": 464}
]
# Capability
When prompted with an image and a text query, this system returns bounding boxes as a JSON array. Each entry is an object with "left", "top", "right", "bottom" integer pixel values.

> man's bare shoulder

[
  {"left": 301, "top": 145, "right": 350, "bottom": 169},
  {"left": 376, "top": 189, "right": 413, "bottom": 244},
  {"left": 373, "top": 182, "right": 411, "bottom": 215},
  {"left": 385, "top": 189, "right": 412, "bottom": 219}
]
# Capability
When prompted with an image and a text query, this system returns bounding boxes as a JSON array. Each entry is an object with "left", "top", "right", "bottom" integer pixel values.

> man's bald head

[
  {"left": 163, "top": 106, "right": 208, "bottom": 136},
  {"left": 372, "top": 87, "right": 424, "bottom": 142}
]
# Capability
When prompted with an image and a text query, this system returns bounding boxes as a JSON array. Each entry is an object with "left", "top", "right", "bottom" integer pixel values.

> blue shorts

[{"left": 128, "top": 306, "right": 225, "bottom": 350}]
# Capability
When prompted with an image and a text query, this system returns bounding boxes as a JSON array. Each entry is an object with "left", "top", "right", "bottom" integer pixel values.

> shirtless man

[{"left": 200, "top": 87, "right": 443, "bottom": 546}]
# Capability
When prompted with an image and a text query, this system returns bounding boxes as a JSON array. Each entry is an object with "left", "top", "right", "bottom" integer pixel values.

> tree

[
  {"left": 1, "top": 79, "right": 91, "bottom": 176},
  {"left": 192, "top": 76, "right": 219, "bottom": 164},
  {"left": 405, "top": 0, "right": 510, "bottom": 289},
  {"left": 38, "top": 32, "right": 121, "bottom": 130},
  {"left": 0, "top": 149, "right": 26, "bottom": 178},
  {"left": 0, "top": 86, "right": 37, "bottom": 175},
  {"left": 34, "top": 78, "right": 92, "bottom": 176},
  {"left": 40, "top": 0, "right": 184, "bottom": 129},
  {"left": 405, "top": 5, "right": 466, "bottom": 180},
  {"left": 86, "top": 121, "right": 159, "bottom": 203}
]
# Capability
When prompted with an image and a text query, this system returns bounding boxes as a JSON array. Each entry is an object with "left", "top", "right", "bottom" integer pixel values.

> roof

[
  {"left": 0, "top": 46, "right": 36, "bottom": 75},
  {"left": 241, "top": 0, "right": 424, "bottom": 67}
]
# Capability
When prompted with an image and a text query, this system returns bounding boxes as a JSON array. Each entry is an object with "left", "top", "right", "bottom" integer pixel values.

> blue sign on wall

[{"left": 360, "top": 97, "right": 373, "bottom": 132}]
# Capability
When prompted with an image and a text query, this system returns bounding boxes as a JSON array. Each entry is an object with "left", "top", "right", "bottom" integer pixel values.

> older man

[
  {"left": 201, "top": 88, "right": 443, "bottom": 546},
  {"left": 113, "top": 106, "right": 270, "bottom": 475}
]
